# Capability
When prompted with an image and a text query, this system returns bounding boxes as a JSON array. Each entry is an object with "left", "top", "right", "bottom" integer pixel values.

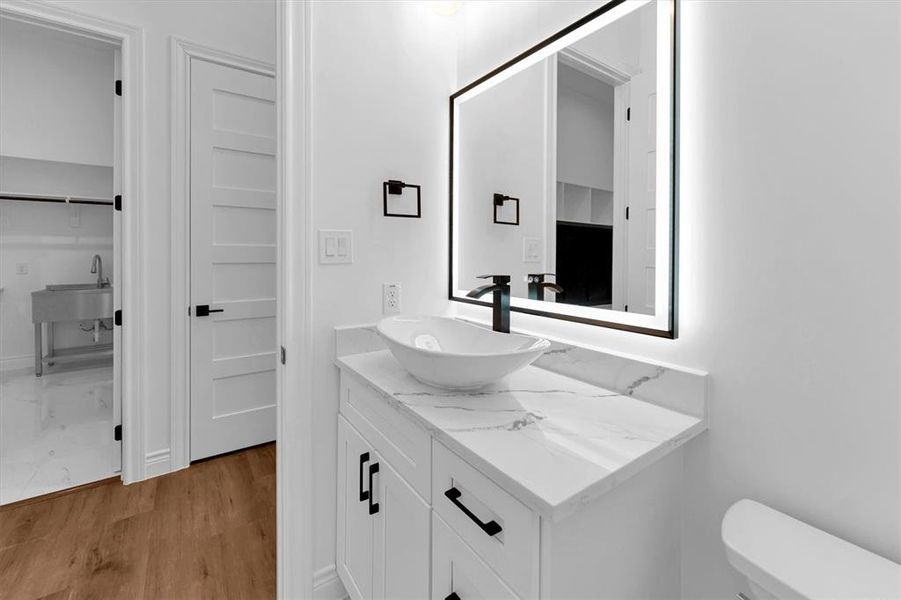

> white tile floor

[{"left": 0, "top": 364, "right": 118, "bottom": 505}]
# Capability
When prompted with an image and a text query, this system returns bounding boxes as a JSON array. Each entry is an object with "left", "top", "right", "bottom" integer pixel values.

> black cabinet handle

[
  {"left": 368, "top": 463, "right": 380, "bottom": 515},
  {"left": 359, "top": 452, "right": 370, "bottom": 502},
  {"left": 445, "top": 594, "right": 460, "bottom": 600},
  {"left": 195, "top": 305, "right": 224, "bottom": 317},
  {"left": 444, "top": 487, "right": 502, "bottom": 536}
]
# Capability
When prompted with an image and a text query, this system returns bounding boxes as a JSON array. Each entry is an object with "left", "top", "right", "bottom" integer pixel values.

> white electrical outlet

[
  {"left": 15, "top": 263, "right": 28, "bottom": 275},
  {"left": 383, "top": 283, "right": 401, "bottom": 315}
]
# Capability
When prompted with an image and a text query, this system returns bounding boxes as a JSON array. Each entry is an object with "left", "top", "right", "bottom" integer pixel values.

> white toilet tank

[{"left": 721, "top": 499, "right": 901, "bottom": 599}]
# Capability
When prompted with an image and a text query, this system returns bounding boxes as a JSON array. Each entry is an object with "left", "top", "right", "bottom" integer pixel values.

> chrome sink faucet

[
  {"left": 90, "top": 254, "right": 108, "bottom": 288},
  {"left": 466, "top": 274, "right": 510, "bottom": 333}
]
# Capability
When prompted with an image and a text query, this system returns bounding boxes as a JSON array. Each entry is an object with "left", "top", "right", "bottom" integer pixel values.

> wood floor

[{"left": 0, "top": 443, "right": 276, "bottom": 600}]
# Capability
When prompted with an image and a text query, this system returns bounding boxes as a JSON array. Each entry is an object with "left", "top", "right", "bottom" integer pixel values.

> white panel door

[
  {"left": 625, "top": 71, "right": 656, "bottom": 315},
  {"left": 373, "top": 453, "right": 430, "bottom": 600},
  {"left": 625, "top": 4, "right": 658, "bottom": 316},
  {"left": 190, "top": 58, "right": 276, "bottom": 461},
  {"left": 111, "top": 47, "right": 122, "bottom": 473},
  {"left": 337, "top": 416, "right": 377, "bottom": 600}
]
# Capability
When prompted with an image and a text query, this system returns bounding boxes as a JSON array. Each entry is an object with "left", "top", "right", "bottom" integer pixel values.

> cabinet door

[
  {"left": 433, "top": 514, "right": 519, "bottom": 600},
  {"left": 337, "top": 416, "right": 377, "bottom": 600},
  {"left": 373, "top": 456, "right": 431, "bottom": 600}
]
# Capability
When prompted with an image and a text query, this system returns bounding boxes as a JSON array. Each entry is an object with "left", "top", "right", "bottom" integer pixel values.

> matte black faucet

[
  {"left": 527, "top": 273, "right": 564, "bottom": 301},
  {"left": 466, "top": 274, "right": 511, "bottom": 333}
]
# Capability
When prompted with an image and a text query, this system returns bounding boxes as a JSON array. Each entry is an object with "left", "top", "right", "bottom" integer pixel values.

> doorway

[{"left": 0, "top": 16, "right": 124, "bottom": 504}]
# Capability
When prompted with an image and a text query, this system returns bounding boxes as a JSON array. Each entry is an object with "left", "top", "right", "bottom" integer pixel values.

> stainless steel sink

[
  {"left": 32, "top": 285, "right": 113, "bottom": 322},
  {"left": 31, "top": 284, "right": 114, "bottom": 376}
]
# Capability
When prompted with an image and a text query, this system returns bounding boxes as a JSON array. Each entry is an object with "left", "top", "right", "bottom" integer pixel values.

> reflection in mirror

[{"left": 451, "top": 0, "right": 676, "bottom": 336}]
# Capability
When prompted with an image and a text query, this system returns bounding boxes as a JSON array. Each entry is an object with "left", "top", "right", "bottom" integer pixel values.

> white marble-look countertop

[{"left": 337, "top": 349, "right": 706, "bottom": 522}]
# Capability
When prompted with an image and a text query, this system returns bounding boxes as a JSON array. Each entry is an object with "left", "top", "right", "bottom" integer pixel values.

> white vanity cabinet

[
  {"left": 337, "top": 415, "right": 431, "bottom": 600},
  {"left": 336, "top": 366, "right": 690, "bottom": 600}
]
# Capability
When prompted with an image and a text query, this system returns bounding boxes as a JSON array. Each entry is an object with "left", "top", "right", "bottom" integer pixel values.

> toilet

[{"left": 722, "top": 499, "right": 901, "bottom": 599}]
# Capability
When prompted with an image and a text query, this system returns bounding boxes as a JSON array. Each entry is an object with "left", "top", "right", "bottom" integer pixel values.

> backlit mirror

[{"left": 450, "top": 0, "right": 678, "bottom": 337}]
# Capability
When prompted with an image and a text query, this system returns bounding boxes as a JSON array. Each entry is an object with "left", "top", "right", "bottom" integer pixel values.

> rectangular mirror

[{"left": 449, "top": 0, "right": 678, "bottom": 337}]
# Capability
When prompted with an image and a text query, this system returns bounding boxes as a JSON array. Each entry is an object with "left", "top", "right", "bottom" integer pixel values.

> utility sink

[
  {"left": 377, "top": 315, "right": 550, "bottom": 390},
  {"left": 32, "top": 284, "right": 113, "bottom": 323}
]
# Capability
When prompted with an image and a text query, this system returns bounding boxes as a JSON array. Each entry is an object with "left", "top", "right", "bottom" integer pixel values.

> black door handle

[
  {"left": 368, "top": 463, "right": 380, "bottom": 515},
  {"left": 444, "top": 487, "right": 502, "bottom": 536},
  {"left": 195, "top": 305, "right": 224, "bottom": 317},
  {"left": 445, "top": 594, "right": 461, "bottom": 600},
  {"left": 359, "top": 452, "right": 370, "bottom": 502}
]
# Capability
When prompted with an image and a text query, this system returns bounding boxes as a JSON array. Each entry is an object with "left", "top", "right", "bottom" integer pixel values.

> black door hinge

[
  {"left": 114, "top": 195, "right": 122, "bottom": 211},
  {"left": 114, "top": 424, "right": 122, "bottom": 441},
  {"left": 280, "top": 346, "right": 286, "bottom": 365},
  {"left": 626, "top": 206, "right": 630, "bottom": 220},
  {"left": 114, "top": 310, "right": 122, "bottom": 326},
  {"left": 626, "top": 107, "right": 631, "bottom": 121},
  {"left": 115, "top": 80, "right": 122, "bottom": 96}
]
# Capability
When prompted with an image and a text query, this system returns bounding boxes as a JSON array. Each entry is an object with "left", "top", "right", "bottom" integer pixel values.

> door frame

[
  {"left": 552, "top": 48, "right": 632, "bottom": 310},
  {"left": 0, "top": 1, "right": 146, "bottom": 485},
  {"left": 276, "top": 2, "right": 314, "bottom": 598},
  {"left": 169, "top": 38, "right": 275, "bottom": 472}
]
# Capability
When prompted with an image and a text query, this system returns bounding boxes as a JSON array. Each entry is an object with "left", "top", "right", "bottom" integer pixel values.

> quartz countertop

[{"left": 337, "top": 349, "right": 706, "bottom": 522}]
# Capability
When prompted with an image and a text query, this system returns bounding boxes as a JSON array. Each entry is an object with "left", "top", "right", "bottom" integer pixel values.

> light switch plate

[
  {"left": 319, "top": 230, "right": 353, "bottom": 264},
  {"left": 523, "top": 237, "right": 542, "bottom": 263}
]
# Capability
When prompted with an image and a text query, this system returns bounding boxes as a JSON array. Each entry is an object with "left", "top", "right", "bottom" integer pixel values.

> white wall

[
  {"left": 306, "top": 0, "right": 457, "bottom": 579},
  {"left": 38, "top": 0, "right": 277, "bottom": 464},
  {"left": 454, "top": 1, "right": 901, "bottom": 597},
  {"left": 457, "top": 58, "right": 548, "bottom": 298},
  {"left": 556, "top": 64, "right": 615, "bottom": 191},
  {"left": 0, "top": 17, "right": 115, "bottom": 167}
]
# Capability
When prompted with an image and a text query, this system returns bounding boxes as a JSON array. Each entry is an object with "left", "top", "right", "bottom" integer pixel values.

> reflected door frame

[
  {"left": 549, "top": 49, "right": 631, "bottom": 309},
  {"left": 169, "top": 39, "right": 276, "bottom": 472}
]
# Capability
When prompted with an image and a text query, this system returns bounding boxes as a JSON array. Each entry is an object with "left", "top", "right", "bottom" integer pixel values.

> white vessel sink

[{"left": 377, "top": 315, "right": 550, "bottom": 390}]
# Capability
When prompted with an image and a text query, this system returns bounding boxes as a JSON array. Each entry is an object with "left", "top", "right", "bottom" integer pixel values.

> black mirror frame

[{"left": 448, "top": 0, "right": 679, "bottom": 339}]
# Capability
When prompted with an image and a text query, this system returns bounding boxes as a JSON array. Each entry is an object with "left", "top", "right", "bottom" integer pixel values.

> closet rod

[{"left": 0, "top": 193, "right": 114, "bottom": 206}]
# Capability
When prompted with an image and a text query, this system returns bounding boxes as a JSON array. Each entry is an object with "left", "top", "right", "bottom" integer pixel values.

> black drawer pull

[
  {"left": 444, "top": 487, "right": 502, "bottom": 536},
  {"left": 368, "top": 463, "right": 380, "bottom": 515},
  {"left": 359, "top": 452, "right": 370, "bottom": 502},
  {"left": 445, "top": 594, "right": 461, "bottom": 600}
]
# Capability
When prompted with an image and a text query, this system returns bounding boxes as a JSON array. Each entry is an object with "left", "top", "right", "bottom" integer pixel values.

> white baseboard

[
  {"left": 144, "top": 448, "right": 172, "bottom": 478},
  {"left": 313, "top": 565, "right": 347, "bottom": 600},
  {"left": 0, "top": 354, "right": 34, "bottom": 372}
]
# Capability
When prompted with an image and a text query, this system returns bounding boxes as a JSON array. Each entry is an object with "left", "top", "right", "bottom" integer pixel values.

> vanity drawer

[
  {"left": 340, "top": 373, "right": 431, "bottom": 501},
  {"left": 432, "top": 513, "right": 519, "bottom": 600},
  {"left": 432, "top": 442, "right": 539, "bottom": 598}
]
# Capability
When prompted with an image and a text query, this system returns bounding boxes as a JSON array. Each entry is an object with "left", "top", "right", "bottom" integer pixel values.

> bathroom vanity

[
  {"left": 334, "top": 1, "right": 694, "bottom": 596},
  {"left": 334, "top": 324, "right": 706, "bottom": 599}
]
